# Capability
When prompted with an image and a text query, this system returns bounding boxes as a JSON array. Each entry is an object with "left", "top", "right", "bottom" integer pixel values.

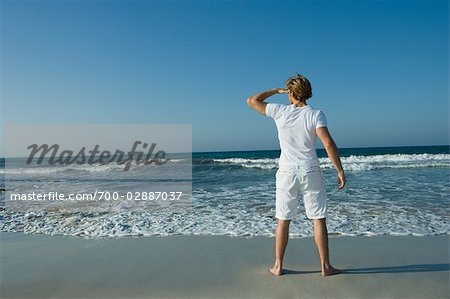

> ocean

[{"left": 0, "top": 145, "right": 449, "bottom": 238}]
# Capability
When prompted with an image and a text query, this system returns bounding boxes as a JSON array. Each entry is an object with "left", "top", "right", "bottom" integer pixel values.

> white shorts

[{"left": 275, "top": 165, "right": 327, "bottom": 220}]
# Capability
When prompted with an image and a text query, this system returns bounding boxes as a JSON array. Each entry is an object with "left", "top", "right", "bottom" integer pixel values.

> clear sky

[{"left": 1, "top": 0, "right": 448, "bottom": 153}]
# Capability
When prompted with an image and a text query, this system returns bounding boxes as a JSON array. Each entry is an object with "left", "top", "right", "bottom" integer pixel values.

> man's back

[
  {"left": 265, "top": 103, "right": 327, "bottom": 167},
  {"left": 247, "top": 75, "right": 346, "bottom": 277}
]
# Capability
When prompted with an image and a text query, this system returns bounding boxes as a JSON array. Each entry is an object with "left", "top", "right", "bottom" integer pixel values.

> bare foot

[
  {"left": 321, "top": 266, "right": 341, "bottom": 277},
  {"left": 269, "top": 266, "right": 283, "bottom": 276}
]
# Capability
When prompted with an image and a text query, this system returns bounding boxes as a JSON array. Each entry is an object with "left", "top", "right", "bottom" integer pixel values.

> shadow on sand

[
  {"left": 341, "top": 263, "right": 450, "bottom": 274},
  {"left": 283, "top": 263, "right": 450, "bottom": 275}
]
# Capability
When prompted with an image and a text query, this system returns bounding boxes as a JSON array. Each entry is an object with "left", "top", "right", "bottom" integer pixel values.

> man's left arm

[{"left": 247, "top": 88, "right": 288, "bottom": 115}]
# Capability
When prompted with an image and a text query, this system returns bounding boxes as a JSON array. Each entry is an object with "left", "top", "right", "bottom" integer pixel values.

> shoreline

[
  {"left": 1, "top": 230, "right": 449, "bottom": 240},
  {"left": 1, "top": 232, "right": 449, "bottom": 298}
]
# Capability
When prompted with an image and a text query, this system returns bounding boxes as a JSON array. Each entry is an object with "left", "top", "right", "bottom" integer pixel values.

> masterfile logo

[
  {"left": 26, "top": 141, "right": 168, "bottom": 171},
  {"left": 4, "top": 124, "right": 192, "bottom": 213}
]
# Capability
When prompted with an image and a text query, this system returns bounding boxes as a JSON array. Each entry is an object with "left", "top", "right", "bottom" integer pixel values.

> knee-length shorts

[{"left": 275, "top": 165, "right": 327, "bottom": 220}]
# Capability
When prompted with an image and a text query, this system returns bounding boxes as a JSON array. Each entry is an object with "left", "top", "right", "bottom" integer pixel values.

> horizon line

[{"left": 0, "top": 144, "right": 448, "bottom": 159}]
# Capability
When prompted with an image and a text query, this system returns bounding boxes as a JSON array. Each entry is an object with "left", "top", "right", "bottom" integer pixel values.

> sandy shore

[{"left": 1, "top": 232, "right": 448, "bottom": 298}]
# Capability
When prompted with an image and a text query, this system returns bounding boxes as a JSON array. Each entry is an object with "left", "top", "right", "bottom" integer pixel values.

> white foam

[
  {"left": 1, "top": 160, "right": 145, "bottom": 174},
  {"left": 213, "top": 153, "right": 450, "bottom": 171},
  {"left": 1, "top": 185, "right": 448, "bottom": 239}
]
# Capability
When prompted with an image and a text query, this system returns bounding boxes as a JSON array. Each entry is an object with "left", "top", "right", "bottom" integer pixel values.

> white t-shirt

[{"left": 266, "top": 103, "right": 327, "bottom": 168}]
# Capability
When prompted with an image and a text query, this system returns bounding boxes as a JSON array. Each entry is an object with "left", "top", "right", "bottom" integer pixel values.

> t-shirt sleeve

[
  {"left": 316, "top": 110, "right": 328, "bottom": 128},
  {"left": 265, "top": 103, "right": 284, "bottom": 120}
]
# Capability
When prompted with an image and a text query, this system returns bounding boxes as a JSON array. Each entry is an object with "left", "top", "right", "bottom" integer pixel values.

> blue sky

[{"left": 1, "top": 0, "right": 448, "bottom": 152}]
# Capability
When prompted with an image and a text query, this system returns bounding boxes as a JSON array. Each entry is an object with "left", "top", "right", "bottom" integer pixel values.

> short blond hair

[{"left": 285, "top": 73, "right": 312, "bottom": 102}]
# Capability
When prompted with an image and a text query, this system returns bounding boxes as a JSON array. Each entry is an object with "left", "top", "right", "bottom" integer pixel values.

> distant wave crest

[
  {"left": 213, "top": 153, "right": 450, "bottom": 171},
  {"left": 0, "top": 158, "right": 184, "bottom": 175}
]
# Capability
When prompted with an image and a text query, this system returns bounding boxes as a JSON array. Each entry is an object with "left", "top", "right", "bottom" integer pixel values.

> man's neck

[{"left": 293, "top": 101, "right": 307, "bottom": 108}]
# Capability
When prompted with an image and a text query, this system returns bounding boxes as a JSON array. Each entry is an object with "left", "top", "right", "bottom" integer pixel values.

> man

[{"left": 247, "top": 73, "right": 346, "bottom": 277}]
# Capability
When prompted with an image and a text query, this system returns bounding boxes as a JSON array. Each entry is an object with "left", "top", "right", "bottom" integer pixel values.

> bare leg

[
  {"left": 269, "top": 219, "right": 290, "bottom": 276},
  {"left": 313, "top": 218, "right": 341, "bottom": 276}
]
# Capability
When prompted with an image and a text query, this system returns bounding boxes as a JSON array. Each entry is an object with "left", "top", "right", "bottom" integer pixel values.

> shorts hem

[
  {"left": 307, "top": 215, "right": 327, "bottom": 220},
  {"left": 275, "top": 215, "right": 294, "bottom": 221}
]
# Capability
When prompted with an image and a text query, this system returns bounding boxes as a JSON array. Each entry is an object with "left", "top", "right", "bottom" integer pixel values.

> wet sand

[{"left": 1, "top": 232, "right": 449, "bottom": 298}]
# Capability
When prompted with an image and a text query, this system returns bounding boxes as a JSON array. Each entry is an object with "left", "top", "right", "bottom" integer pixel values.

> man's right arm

[{"left": 316, "top": 127, "right": 346, "bottom": 189}]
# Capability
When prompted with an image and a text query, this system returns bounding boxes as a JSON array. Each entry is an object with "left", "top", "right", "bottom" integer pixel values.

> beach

[
  {"left": 1, "top": 146, "right": 449, "bottom": 298},
  {"left": 1, "top": 232, "right": 448, "bottom": 298},
  {"left": 2, "top": 0, "right": 449, "bottom": 297}
]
